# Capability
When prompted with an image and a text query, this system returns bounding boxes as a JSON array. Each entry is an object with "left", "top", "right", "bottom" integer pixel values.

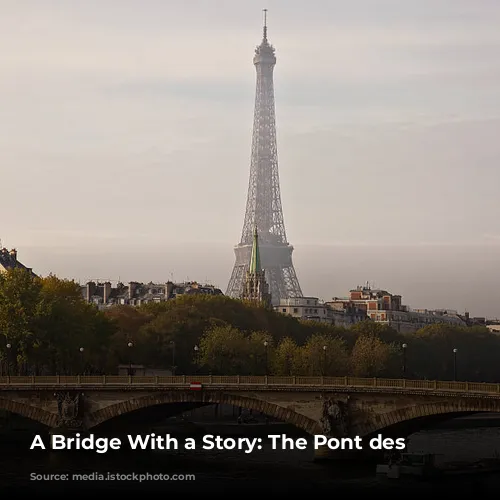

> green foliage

[
  {"left": 0, "top": 268, "right": 41, "bottom": 345},
  {"left": 351, "top": 334, "right": 398, "bottom": 377},
  {"left": 198, "top": 325, "right": 247, "bottom": 374},
  {"left": 272, "top": 337, "right": 303, "bottom": 375},
  {"left": 302, "top": 334, "right": 350, "bottom": 376},
  {"left": 1, "top": 269, "right": 499, "bottom": 381},
  {"left": 0, "top": 269, "right": 115, "bottom": 375}
]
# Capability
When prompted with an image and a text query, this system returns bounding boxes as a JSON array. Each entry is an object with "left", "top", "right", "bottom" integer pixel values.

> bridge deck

[{"left": 0, "top": 375, "right": 499, "bottom": 396}]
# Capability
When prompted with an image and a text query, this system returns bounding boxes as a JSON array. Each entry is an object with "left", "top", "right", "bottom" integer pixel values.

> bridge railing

[{"left": 0, "top": 375, "right": 499, "bottom": 395}]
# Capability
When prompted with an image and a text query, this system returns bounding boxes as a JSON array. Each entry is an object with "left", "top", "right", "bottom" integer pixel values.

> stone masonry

[{"left": 2, "top": 386, "right": 500, "bottom": 439}]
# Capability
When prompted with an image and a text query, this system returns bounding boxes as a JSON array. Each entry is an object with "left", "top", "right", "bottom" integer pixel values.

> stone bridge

[{"left": 1, "top": 375, "right": 500, "bottom": 444}]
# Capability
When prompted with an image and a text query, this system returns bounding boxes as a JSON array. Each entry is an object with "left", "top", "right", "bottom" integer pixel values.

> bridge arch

[
  {"left": 87, "top": 391, "right": 321, "bottom": 434},
  {"left": 359, "top": 398, "right": 500, "bottom": 438},
  {"left": 0, "top": 397, "right": 56, "bottom": 428}
]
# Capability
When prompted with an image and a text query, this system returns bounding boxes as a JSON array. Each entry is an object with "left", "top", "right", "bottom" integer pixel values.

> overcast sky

[{"left": 1, "top": 1, "right": 499, "bottom": 316}]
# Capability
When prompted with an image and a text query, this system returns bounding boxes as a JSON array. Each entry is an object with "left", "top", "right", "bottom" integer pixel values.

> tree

[
  {"left": 3, "top": 273, "right": 499, "bottom": 382},
  {"left": 412, "top": 323, "right": 500, "bottom": 381},
  {"left": 104, "top": 306, "right": 154, "bottom": 372},
  {"left": 0, "top": 268, "right": 41, "bottom": 374},
  {"left": 34, "top": 274, "right": 116, "bottom": 374},
  {"left": 350, "top": 320, "right": 399, "bottom": 343},
  {"left": 198, "top": 325, "right": 250, "bottom": 375},
  {"left": 247, "top": 331, "right": 273, "bottom": 375},
  {"left": 351, "top": 334, "right": 397, "bottom": 377},
  {"left": 0, "top": 269, "right": 115, "bottom": 375},
  {"left": 303, "top": 334, "right": 350, "bottom": 376},
  {"left": 272, "top": 337, "right": 304, "bottom": 375}
]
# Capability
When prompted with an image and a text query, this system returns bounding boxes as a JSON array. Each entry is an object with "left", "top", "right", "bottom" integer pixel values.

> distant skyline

[{"left": 1, "top": 1, "right": 499, "bottom": 317}]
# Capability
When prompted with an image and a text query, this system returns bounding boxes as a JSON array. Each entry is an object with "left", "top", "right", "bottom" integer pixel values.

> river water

[{"left": 2, "top": 417, "right": 500, "bottom": 493}]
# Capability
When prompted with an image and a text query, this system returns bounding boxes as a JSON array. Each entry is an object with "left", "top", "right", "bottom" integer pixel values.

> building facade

[
  {"left": 275, "top": 296, "right": 365, "bottom": 327},
  {"left": 326, "top": 284, "right": 467, "bottom": 333},
  {"left": 81, "top": 280, "right": 223, "bottom": 309}
]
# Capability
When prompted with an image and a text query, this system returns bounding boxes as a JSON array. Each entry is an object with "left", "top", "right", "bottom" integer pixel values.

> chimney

[
  {"left": 9, "top": 249, "right": 17, "bottom": 262},
  {"left": 166, "top": 281, "right": 174, "bottom": 299},
  {"left": 129, "top": 282, "right": 137, "bottom": 300},
  {"left": 103, "top": 282, "right": 112, "bottom": 304},
  {"left": 86, "top": 281, "right": 96, "bottom": 302}
]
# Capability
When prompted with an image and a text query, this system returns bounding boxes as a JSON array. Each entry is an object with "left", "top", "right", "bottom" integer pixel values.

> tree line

[{"left": 0, "top": 268, "right": 498, "bottom": 382}]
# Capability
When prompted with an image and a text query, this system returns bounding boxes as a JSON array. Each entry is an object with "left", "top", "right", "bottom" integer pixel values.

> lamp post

[
  {"left": 323, "top": 345, "right": 327, "bottom": 375},
  {"left": 264, "top": 340, "right": 268, "bottom": 375},
  {"left": 127, "top": 341, "right": 133, "bottom": 376},
  {"left": 194, "top": 345, "right": 199, "bottom": 374},
  {"left": 402, "top": 343, "right": 407, "bottom": 378},
  {"left": 170, "top": 341, "right": 176, "bottom": 376},
  {"left": 6, "top": 343, "right": 11, "bottom": 377},
  {"left": 79, "top": 347, "right": 84, "bottom": 375},
  {"left": 453, "top": 348, "right": 458, "bottom": 381}
]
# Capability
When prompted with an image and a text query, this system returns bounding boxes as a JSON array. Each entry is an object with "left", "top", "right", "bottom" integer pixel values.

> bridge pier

[
  {"left": 48, "top": 390, "right": 87, "bottom": 449},
  {"left": 314, "top": 396, "right": 355, "bottom": 461},
  {"left": 314, "top": 396, "right": 382, "bottom": 461}
]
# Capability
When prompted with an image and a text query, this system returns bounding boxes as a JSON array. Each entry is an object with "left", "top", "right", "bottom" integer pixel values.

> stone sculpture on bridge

[
  {"left": 320, "top": 399, "right": 350, "bottom": 437},
  {"left": 55, "top": 392, "right": 83, "bottom": 430}
]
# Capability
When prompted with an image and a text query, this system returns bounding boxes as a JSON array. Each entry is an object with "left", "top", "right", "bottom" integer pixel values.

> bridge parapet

[{"left": 0, "top": 375, "right": 499, "bottom": 395}]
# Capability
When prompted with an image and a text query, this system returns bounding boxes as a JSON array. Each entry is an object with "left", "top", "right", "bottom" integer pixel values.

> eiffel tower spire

[
  {"left": 226, "top": 12, "right": 303, "bottom": 306},
  {"left": 262, "top": 8, "right": 268, "bottom": 43}
]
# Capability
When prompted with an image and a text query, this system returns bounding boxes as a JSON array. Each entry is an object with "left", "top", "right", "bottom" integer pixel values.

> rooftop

[{"left": 0, "top": 247, "right": 36, "bottom": 276}]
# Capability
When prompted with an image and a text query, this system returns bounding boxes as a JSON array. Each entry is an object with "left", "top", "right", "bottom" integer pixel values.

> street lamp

[
  {"left": 170, "top": 341, "right": 176, "bottom": 376},
  {"left": 323, "top": 345, "right": 327, "bottom": 375},
  {"left": 79, "top": 347, "right": 84, "bottom": 375},
  {"left": 6, "top": 343, "right": 11, "bottom": 377},
  {"left": 453, "top": 348, "right": 458, "bottom": 381},
  {"left": 127, "top": 342, "right": 133, "bottom": 376},
  {"left": 194, "top": 345, "right": 199, "bottom": 374},
  {"left": 263, "top": 340, "right": 268, "bottom": 376},
  {"left": 402, "top": 343, "right": 407, "bottom": 378}
]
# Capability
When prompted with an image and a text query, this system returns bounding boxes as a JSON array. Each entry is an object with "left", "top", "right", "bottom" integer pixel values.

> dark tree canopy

[{"left": 0, "top": 269, "right": 497, "bottom": 382}]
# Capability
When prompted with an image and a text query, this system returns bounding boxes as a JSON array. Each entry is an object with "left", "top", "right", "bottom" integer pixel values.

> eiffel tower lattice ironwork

[{"left": 226, "top": 11, "right": 303, "bottom": 306}]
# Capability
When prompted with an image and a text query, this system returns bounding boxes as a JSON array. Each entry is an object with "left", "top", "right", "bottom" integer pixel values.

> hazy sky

[{"left": 1, "top": 1, "right": 499, "bottom": 316}]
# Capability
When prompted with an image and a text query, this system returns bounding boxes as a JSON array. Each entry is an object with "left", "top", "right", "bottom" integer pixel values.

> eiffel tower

[{"left": 226, "top": 10, "right": 303, "bottom": 306}]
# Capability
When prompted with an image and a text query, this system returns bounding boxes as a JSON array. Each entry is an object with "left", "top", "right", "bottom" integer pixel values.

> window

[
  {"left": 282, "top": 308, "right": 286, "bottom": 313},
  {"left": 293, "top": 308, "right": 298, "bottom": 313}
]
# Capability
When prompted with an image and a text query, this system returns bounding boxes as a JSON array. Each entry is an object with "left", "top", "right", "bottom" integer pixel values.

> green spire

[{"left": 249, "top": 226, "right": 261, "bottom": 273}]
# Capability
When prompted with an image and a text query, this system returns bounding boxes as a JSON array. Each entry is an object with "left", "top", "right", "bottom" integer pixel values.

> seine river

[{"left": 2, "top": 417, "right": 500, "bottom": 493}]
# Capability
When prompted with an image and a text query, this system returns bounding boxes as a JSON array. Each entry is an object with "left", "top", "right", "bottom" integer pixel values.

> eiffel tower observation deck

[{"left": 226, "top": 11, "right": 303, "bottom": 306}]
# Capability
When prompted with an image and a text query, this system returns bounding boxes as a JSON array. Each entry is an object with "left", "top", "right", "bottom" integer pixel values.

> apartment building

[{"left": 326, "top": 284, "right": 466, "bottom": 333}]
